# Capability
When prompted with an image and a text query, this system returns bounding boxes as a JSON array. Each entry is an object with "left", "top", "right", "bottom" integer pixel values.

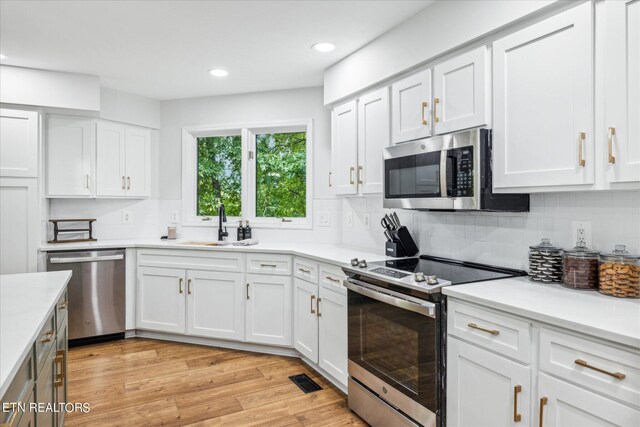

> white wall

[
  {"left": 342, "top": 191, "right": 640, "bottom": 270},
  {"left": 100, "top": 87, "right": 161, "bottom": 129}
]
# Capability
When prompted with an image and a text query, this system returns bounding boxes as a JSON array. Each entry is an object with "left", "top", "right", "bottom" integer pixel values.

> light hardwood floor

[{"left": 65, "top": 338, "right": 366, "bottom": 426}]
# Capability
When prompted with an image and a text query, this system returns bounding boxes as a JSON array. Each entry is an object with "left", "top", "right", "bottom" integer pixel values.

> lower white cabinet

[
  {"left": 136, "top": 266, "right": 186, "bottom": 334},
  {"left": 318, "top": 285, "right": 347, "bottom": 385},
  {"left": 245, "top": 273, "right": 292, "bottom": 346},
  {"left": 293, "top": 278, "right": 319, "bottom": 362},
  {"left": 186, "top": 270, "right": 244, "bottom": 341},
  {"left": 447, "top": 337, "right": 531, "bottom": 427}
]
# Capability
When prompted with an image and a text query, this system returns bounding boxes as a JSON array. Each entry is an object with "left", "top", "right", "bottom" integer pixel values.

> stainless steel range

[{"left": 343, "top": 255, "right": 526, "bottom": 427}]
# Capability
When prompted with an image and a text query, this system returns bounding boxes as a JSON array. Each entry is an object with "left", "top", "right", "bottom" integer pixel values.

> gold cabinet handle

[
  {"left": 41, "top": 330, "right": 55, "bottom": 343},
  {"left": 467, "top": 322, "right": 499, "bottom": 335},
  {"left": 433, "top": 97, "right": 440, "bottom": 123},
  {"left": 329, "top": 171, "right": 332, "bottom": 187},
  {"left": 86, "top": 174, "right": 90, "bottom": 190},
  {"left": 357, "top": 166, "right": 363, "bottom": 184},
  {"left": 578, "top": 132, "right": 586, "bottom": 167},
  {"left": 513, "top": 385, "right": 522, "bottom": 422},
  {"left": 325, "top": 276, "right": 341, "bottom": 283},
  {"left": 298, "top": 267, "right": 311, "bottom": 274},
  {"left": 316, "top": 297, "right": 322, "bottom": 317},
  {"left": 260, "top": 263, "right": 277, "bottom": 267},
  {"left": 58, "top": 300, "right": 68, "bottom": 310},
  {"left": 421, "top": 101, "right": 429, "bottom": 125},
  {"left": 575, "top": 359, "right": 625, "bottom": 379},
  {"left": 539, "top": 396, "right": 548, "bottom": 427},
  {"left": 127, "top": 176, "right": 131, "bottom": 190},
  {"left": 608, "top": 127, "right": 616, "bottom": 164},
  {"left": 179, "top": 278, "right": 183, "bottom": 294},
  {"left": 246, "top": 283, "right": 250, "bottom": 300},
  {"left": 310, "top": 295, "right": 316, "bottom": 314},
  {"left": 54, "top": 350, "right": 65, "bottom": 387},
  {"left": 349, "top": 167, "right": 355, "bottom": 185},
  {"left": 187, "top": 278, "right": 192, "bottom": 295},
  {"left": 122, "top": 176, "right": 125, "bottom": 190}
]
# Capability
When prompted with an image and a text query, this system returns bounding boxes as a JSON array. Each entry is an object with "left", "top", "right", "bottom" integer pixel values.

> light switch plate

[
  {"left": 170, "top": 210, "right": 179, "bottom": 223},
  {"left": 363, "top": 213, "right": 370, "bottom": 229},
  {"left": 122, "top": 210, "right": 133, "bottom": 224},
  {"left": 317, "top": 211, "right": 331, "bottom": 227}
]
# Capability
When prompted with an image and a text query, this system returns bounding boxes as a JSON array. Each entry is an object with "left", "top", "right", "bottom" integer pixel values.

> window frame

[{"left": 182, "top": 119, "right": 313, "bottom": 229}]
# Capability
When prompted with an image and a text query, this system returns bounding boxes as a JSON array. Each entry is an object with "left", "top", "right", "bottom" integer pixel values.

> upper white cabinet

[
  {"left": 602, "top": 0, "right": 640, "bottom": 185},
  {"left": 0, "top": 109, "right": 38, "bottom": 177},
  {"left": 492, "top": 2, "right": 594, "bottom": 191},
  {"left": 433, "top": 46, "right": 488, "bottom": 135},
  {"left": 357, "top": 87, "right": 390, "bottom": 194},
  {"left": 46, "top": 116, "right": 94, "bottom": 197},
  {"left": 331, "top": 100, "right": 358, "bottom": 195},
  {"left": 391, "top": 69, "right": 432, "bottom": 144},
  {"left": 0, "top": 178, "right": 38, "bottom": 274},
  {"left": 123, "top": 126, "right": 151, "bottom": 197}
]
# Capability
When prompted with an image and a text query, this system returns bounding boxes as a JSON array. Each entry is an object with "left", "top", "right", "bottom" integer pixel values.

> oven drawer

[
  {"left": 246, "top": 253, "right": 292, "bottom": 276},
  {"left": 294, "top": 257, "right": 318, "bottom": 284},
  {"left": 539, "top": 328, "right": 640, "bottom": 407},
  {"left": 448, "top": 300, "right": 531, "bottom": 363},
  {"left": 348, "top": 378, "right": 422, "bottom": 427}
]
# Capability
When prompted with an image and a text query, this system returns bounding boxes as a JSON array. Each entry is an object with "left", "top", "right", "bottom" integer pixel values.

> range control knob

[
  {"left": 414, "top": 272, "right": 426, "bottom": 282},
  {"left": 426, "top": 275, "right": 439, "bottom": 285},
  {"left": 350, "top": 258, "right": 359, "bottom": 266},
  {"left": 358, "top": 260, "right": 368, "bottom": 268}
]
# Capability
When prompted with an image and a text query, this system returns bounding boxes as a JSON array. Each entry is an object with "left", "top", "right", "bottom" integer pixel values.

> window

[{"left": 182, "top": 120, "right": 312, "bottom": 228}]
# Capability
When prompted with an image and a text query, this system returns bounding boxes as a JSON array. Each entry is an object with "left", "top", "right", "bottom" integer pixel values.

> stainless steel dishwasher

[{"left": 47, "top": 249, "right": 125, "bottom": 344}]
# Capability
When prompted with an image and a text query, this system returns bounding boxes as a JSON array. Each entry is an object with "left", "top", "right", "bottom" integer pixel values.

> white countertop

[
  {"left": 443, "top": 277, "right": 640, "bottom": 349},
  {"left": 0, "top": 271, "right": 72, "bottom": 398},
  {"left": 39, "top": 239, "right": 391, "bottom": 266}
]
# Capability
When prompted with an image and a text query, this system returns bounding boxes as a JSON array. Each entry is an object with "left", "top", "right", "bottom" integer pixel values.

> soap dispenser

[
  {"left": 237, "top": 220, "right": 244, "bottom": 241},
  {"left": 244, "top": 220, "right": 252, "bottom": 239}
]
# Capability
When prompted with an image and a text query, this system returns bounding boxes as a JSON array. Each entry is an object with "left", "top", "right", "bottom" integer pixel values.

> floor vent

[{"left": 289, "top": 373, "right": 322, "bottom": 393}]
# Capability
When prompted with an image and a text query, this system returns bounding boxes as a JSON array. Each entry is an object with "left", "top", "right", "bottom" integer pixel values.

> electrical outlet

[
  {"left": 363, "top": 213, "right": 370, "bottom": 230},
  {"left": 170, "top": 210, "right": 179, "bottom": 223},
  {"left": 571, "top": 221, "right": 592, "bottom": 248},
  {"left": 317, "top": 211, "right": 330, "bottom": 227},
  {"left": 346, "top": 211, "right": 353, "bottom": 228},
  {"left": 122, "top": 210, "right": 133, "bottom": 224}
]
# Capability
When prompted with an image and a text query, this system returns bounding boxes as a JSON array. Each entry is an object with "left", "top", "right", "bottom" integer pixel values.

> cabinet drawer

[
  {"left": 539, "top": 328, "right": 640, "bottom": 407},
  {"left": 246, "top": 254, "right": 292, "bottom": 276},
  {"left": 34, "top": 311, "right": 56, "bottom": 376},
  {"left": 447, "top": 300, "right": 531, "bottom": 363},
  {"left": 56, "top": 291, "right": 68, "bottom": 330},
  {"left": 319, "top": 263, "right": 347, "bottom": 295},
  {"left": 294, "top": 258, "right": 319, "bottom": 283},
  {"left": 137, "top": 249, "right": 243, "bottom": 272},
  {"left": 0, "top": 352, "right": 34, "bottom": 425}
]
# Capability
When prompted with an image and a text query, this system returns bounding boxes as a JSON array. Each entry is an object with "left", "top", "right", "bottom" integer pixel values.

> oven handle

[{"left": 346, "top": 280, "right": 436, "bottom": 318}]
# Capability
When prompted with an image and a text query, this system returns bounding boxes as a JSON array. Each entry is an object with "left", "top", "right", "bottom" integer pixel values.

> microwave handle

[{"left": 446, "top": 151, "right": 457, "bottom": 198}]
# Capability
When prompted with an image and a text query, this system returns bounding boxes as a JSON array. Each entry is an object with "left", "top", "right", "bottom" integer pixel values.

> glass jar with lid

[
  {"left": 598, "top": 245, "right": 640, "bottom": 298},
  {"left": 562, "top": 242, "right": 599, "bottom": 290},
  {"left": 529, "top": 238, "right": 563, "bottom": 283}
]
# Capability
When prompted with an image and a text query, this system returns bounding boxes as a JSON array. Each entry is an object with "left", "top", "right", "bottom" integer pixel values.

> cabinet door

[
  {"left": 125, "top": 126, "right": 151, "bottom": 197},
  {"left": 136, "top": 267, "right": 186, "bottom": 333},
  {"left": 0, "top": 178, "right": 38, "bottom": 274},
  {"left": 433, "top": 46, "right": 487, "bottom": 135},
  {"left": 186, "top": 270, "right": 244, "bottom": 341},
  {"left": 537, "top": 373, "right": 640, "bottom": 427},
  {"left": 36, "top": 346, "right": 56, "bottom": 427},
  {"left": 55, "top": 320, "right": 68, "bottom": 427},
  {"left": 96, "top": 121, "right": 126, "bottom": 197},
  {"left": 318, "top": 286, "right": 347, "bottom": 386},
  {"left": 245, "top": 273, "right": 292, "bottom": 346},
  {"left": 391, "top": 69, "right": 432, "bottom": 144},
  {"left": 0, "top": 109, "right": 38, "bottom": 177},
  {"left": 493, "top": 2, "right": 594, "bottom": 190},
  {"left": 47, "top": 116, "right": 94, "bottom": 196},
  {"left": 358, "top": 87, "right": 390, "bottom": 194},
  {"left": 331, "top": 100, "right": 358, "bottom": 195},
  {"left": 447, "top": 337, "right": 531, "bottom": 427},
  {"left": 293, "top": 278, "right": 319, "bottom": 363},
  {"left": 603, "top": 0, "right": 640, "bottom": 184}
]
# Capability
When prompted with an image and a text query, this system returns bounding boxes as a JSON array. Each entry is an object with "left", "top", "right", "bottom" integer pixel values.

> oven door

[{"left": 347, "top": 279, "right": 440, "bottom": 427}]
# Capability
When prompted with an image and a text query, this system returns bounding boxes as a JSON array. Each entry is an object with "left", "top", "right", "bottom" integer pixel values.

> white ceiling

[{"left": 0, "top": 0, "right": 432, "bottom": 101}]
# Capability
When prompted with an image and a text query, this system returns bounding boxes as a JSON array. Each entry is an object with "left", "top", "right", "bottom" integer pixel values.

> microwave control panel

[{"left": 451, "top": 146, "right": 474, "bottom": 197}]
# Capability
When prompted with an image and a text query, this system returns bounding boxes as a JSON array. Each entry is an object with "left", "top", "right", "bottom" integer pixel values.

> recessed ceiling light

[
  {"left": 208, "top": 69, "right": 228, "bottom": 77},
  {"left": 311, "top": 42, "right": 335, "bottom": 53},
  {"left": 0, "top": 53, "right": 6, "bottom": 60}
]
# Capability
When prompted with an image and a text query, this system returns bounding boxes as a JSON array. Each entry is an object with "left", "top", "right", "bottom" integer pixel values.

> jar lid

[
  {"left": 529, "top": 238, "right": 563, "bottom": 251},
  {"left": 601, "top": 244, "right": 640, "bottom": 260},
  {"left": 564, "top": 241, "right": 599, "bottom": 257}
]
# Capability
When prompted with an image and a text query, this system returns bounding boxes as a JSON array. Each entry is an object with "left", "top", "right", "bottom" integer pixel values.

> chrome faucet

[{"left": 218, "top": 204, "right": 228, "bottom": 241}]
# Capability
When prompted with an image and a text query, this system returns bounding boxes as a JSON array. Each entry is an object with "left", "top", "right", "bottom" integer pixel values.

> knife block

[
  {"left": 385, "top": 241, "right": 407, "bottom": 257},
  {"left": 394, "top": 226, "right": 419, "bottom": 256}
]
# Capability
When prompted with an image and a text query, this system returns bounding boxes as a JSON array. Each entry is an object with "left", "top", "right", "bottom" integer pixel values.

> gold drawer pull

[
  {"left": 467, "top": 323, "right": 499, "bottom": 335},
  {"left": 260, "top": 263, "right": 277, "bottom": 267},
  {"left": 349, "top": 166, "right": 355, "bottom": 185},
  {"left": 433, "top": 97, "right": 440, "bottom": 123},
  {"left": 54, "top": 350, "right": 65, "bottom": 387},
  {"left": 179, "top": 278, "right": 183, "bottom": 294},
  {"left": 513, "top": 385, "right": 522, "bottom": 422},
  {"left": 41, "top": 330, "right": 55, "bottom": 343},
  {"left": 298, "top": 268, "right": 311, "bottom": 274},
  {"left": 575, "top": 359, "right": 625, "bottom": 379},
  {"left": 58, "top": 300, "right": 68, "bottom": 310},
  {"left": 329, "top": 172, "right": 332, "bottom": 187},
  {"left": 317, "top": 298, "right": 322, "bottom": 317},
  {"left": 608, "top": 127, "right": 616, "bottom": 164},
  {"left": 357, "top": 166, "right": 363, "bottom": 184},
  {"left": 325, "top": 276, "right": 341, "bottom": 283},
  {"left": 310, "top": 295, "right": 316, "bottom": 314},
  {"left": 539, "top": 396, "right": 548, "bottom": 427},
  {"left": 578, "top": 132, "right": 586, "bottom": 167},
  {"left": 187, "top": 278, "right": 192, "bottom": 295},
  {"left": 421, "top": 101, "right": 428, "bottom": 125}
]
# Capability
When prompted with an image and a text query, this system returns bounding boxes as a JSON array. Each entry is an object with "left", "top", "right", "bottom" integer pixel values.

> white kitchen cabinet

[
  {"left": 318, "top": 285, "right": 347, "bottom": 386},
  {"left": 186, "top": 270, "right": 244, "bottom": 341},
  {"left": 447, "top": 337, "right": 531, "bottom": 427},
  {"left": 124, "top": 126, "right": 151, "bottom": 197},
  {"left": 293, "top": 278, "right": 319, "bottom": 363},
  {"left": 331, "top": 100, "right": 358, "bottom": 195},
  {"left": 391, "top": 69, "right": 432, "bottom": 144},
  {"left": 602, "top": 0, "right": 640, "bottom": 184},
  {"left": 357, "top": 87, "right": 390, "bottom": 194},
  {"left": 0, "top": 178, "right": 38, "bottom": 274},
  {"left": 136, "top": 266, "right": 186, "bottom": 334},
  {"left": 537, "top": 373, "right": 640, "bottom": 427},
  {"left": 46, "top": 116, "right": 94, "bottom": 197},
  {"left": 433, "top": 46, "right": 488, "bottom": 135},
  {"left": 0, "top": 109, "right": 38, "bottom": 177},
  {"left": 493, "top": 2, "right": 594, "bottom": 191},
  {"left": 245, "top": 273, "right": 292, "bottom": 346}
]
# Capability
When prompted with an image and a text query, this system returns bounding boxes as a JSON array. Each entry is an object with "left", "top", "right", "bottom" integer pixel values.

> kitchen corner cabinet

[
  {"left": 0, "top": 109, "right": 38, "bottom": 177},
  {"left": 330, "top": 87, "right": 390, "bottom": 196},
  {"left": 245, "top": 273, "right": 292, "bottom": 346},
  {"left": 492, "top": 2, "right": 595, "bottom": 191},
  {"left": 391, "top": 69, "right": 432, "bottom": 144},
  {"left": 433, "top": 46, "right": 488, "bottom": 135}
]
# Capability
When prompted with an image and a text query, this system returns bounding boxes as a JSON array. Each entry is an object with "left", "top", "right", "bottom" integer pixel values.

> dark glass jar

[
  {"left": 562, "top": 242, "right": 599, "bottom": 290},
  {"left": 529, "top": 238, "right": 563, "bottom": 283}
]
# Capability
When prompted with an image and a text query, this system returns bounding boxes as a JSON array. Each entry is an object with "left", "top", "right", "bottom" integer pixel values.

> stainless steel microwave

[{"left": 383, "top": 128, "right": 529, "bottom": 211}]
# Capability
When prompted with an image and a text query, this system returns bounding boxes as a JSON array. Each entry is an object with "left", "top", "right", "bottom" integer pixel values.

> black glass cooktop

[{"left": 374, "top": 255, "right": 527, "bottom": 285}]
